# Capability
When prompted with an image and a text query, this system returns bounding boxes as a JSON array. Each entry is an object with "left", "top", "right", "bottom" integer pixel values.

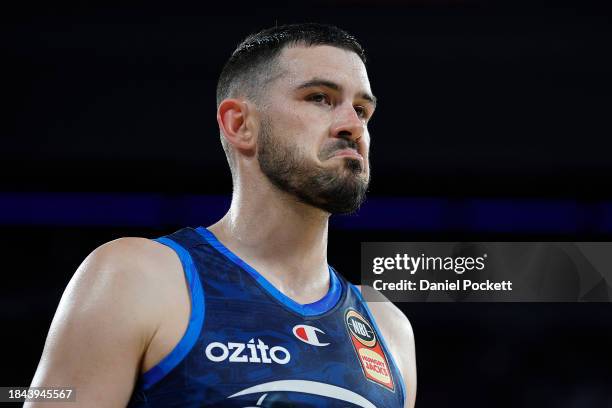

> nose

[{"left": 330, "top": 102, "right": 365, "bottom": 143}]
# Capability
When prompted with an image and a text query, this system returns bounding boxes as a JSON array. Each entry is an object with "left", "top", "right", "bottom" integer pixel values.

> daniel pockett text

[
  {"left": 361, "top": 242, "right": 612, "bottom": 302},
  {"left": 370, "top": 252, "right": 512, "bottom": 294}
]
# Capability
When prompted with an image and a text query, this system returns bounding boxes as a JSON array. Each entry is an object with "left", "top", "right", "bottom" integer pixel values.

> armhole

[
  {"left": 139, "top": 237, "right": 206, "bottom": 390},
  {"left": 350, "top": 284, "right": 407, "bottom": 406}
]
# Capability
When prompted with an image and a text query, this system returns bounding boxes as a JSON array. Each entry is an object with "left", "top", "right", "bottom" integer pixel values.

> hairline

[{"left": 217, "top": 41, "right": 366, "bottom": 108}]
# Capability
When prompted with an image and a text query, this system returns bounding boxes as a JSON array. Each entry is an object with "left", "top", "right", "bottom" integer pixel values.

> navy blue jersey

[{"left": 128, "top": 227, "right": 406, "bottom": 407}]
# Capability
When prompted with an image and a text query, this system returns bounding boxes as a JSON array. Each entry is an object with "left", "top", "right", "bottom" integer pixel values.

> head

[{"left": 216, "top": 23, "right": 375, "bottom": 214}]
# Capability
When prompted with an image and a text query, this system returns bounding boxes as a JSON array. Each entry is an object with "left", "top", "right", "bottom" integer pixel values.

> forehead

[{"left": 275, "top": 45, "right": 372, "bottom": 94}]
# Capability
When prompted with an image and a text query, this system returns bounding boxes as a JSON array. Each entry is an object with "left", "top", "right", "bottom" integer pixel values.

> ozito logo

[
  {"left": 205, "top": 338, "right": 291, "bottom": 365},
  {"left": 345, "top": 310, "right": 376, "bottom": 347}
]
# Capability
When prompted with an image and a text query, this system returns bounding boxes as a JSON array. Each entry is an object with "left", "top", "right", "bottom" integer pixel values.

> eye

[
  {"left": 307, "top": 93, "right": 331, "bottom": 105},
  {"left": 354, "top": 105, "right": 369, "bottom": 119}
]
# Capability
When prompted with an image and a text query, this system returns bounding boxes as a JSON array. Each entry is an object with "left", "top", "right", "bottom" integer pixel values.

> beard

[{"left": 257, "top": 117, "right": 370, "bottom": 214}]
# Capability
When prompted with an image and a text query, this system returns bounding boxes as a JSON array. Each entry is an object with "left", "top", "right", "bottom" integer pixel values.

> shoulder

[
  {"left": 84, "top": 236, "right": 176, "bottom": 271},
  {"left": 76, "top": 237, "right": 181, "bottom": 292},
  {"left": 355, "top": 285, "right": 417, "bottom": 408},
  {"left": 62, "top": 236, "right": 192, "bottom": 367},
  {"left": 64, "top": 236, "right": 187, "bottom": 345},
  {"left": 28, "top": 236, "right": 188, "bottom": 406},
  {"left": 354, "top": 285, "right": 414, "bottom": 342},
  {"left": 82, "top": 234, "right": 186, "bottom": 297}
]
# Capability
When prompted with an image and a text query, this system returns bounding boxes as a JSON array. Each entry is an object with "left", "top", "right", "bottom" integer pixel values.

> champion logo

[{"left": 292, "top": 324, "right": 330, "bottom": 347}]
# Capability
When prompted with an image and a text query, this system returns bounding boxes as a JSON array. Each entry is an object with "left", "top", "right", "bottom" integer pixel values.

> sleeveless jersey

[{"left": 128, "top": 227, "right": 406, "bottom": 407}]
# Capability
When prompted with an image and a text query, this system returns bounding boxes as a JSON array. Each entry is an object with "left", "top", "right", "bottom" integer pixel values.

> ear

[{"left": 217, "top": 98, "right": 257, "bottom": 156}]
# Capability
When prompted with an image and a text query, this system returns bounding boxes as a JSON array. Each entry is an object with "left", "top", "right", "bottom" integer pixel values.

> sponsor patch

[
  {"left": 345, "top": 309, "right": 395, "bottom": 391},
  {"left": 204, "top": 338, "right": 291, "bottom": 365}
]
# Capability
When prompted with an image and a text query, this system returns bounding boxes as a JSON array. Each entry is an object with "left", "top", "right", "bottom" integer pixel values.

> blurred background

[{"left": 2, "top": 0, "right": 611, "bottom": 406}]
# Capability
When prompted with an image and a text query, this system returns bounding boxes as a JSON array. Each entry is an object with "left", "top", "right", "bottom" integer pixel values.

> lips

[{"left": 331, "top": 148, "right": 363, "bottom": 160}]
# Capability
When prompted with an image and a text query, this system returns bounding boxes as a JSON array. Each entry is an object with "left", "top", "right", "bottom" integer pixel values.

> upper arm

[
  {"left": 26, "top": 238, "right": 163, "bottom": 408},
  {"left": 388, "top": 307, "right": 417, "bottom": 408},
  {"left": 358, "top": 285, "right": 417, "bottom": 408}
]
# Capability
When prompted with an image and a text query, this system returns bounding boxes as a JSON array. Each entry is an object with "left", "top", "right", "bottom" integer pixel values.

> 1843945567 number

[{"left": 2, "top": 387, "right": 75, "bottom": 402}]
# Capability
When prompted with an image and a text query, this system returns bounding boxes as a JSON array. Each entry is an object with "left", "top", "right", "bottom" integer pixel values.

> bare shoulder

[
  {"left": 84, "top": 236, "right": 177, "bottom": 276},
  {"left": 70, "top": 236, "right": 189, "bottom": 363},
  {"left": 28, "top": 236, "right": 187, "bottom": 407},
  {"left": 65, "top": 237, "right": 181, "bottom": 315},
  {"left": 356, "top": 285, "right": 417, "bottom": 408},
  {"left": 355, "top": 285, "right": 414, "bottom": 340}
]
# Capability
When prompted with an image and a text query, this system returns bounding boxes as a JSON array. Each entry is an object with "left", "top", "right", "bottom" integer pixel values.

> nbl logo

[
  {"left": 345, "top": 310, "right": 376, "bottom": 347},
  {"left": 344, "top": 308, "right": 395, "bottom": 391}
]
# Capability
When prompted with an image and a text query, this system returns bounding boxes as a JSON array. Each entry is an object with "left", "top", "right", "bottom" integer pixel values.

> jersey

[{"left": 128, "top": 227, "right": 406, "bottom": 407}]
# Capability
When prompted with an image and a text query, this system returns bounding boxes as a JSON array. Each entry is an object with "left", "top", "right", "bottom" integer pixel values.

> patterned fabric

[{"left": 128, "top": 227, "right": 405, "bottom": 408}]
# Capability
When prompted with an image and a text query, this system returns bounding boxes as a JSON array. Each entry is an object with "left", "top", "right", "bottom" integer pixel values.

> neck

[{"left": 208, "top": 180, "right": 331, "bottom": 304}]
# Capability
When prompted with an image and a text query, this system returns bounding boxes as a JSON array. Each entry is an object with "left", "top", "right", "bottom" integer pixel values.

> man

[{"left": 29, "top": 23, "right": 417, "bottom": 407}]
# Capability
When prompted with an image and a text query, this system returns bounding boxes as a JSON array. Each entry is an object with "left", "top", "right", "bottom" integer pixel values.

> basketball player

[{"left": 28, "top": 23, "right": 417, "bottom": 407}]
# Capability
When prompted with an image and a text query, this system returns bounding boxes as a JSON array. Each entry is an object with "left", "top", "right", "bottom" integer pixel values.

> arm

[
  {"left": 357, "top": 285, "right": 417, "bottom": 408},
  {"left": 26, "top": 238, "right": 169, "bottom": 407}
]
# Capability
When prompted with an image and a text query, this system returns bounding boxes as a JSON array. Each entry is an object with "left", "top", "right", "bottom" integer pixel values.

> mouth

[{"left": 330, "top": 148, "right": 363, "bottom": 162}]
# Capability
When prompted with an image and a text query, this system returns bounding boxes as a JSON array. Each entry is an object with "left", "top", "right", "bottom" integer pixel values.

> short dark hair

[{"left": 216, "top": 23, "right": 367, "bottom": 107}]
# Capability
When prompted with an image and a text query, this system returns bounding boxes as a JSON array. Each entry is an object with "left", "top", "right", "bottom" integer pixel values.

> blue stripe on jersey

[
  {"left": 350, "top": 283, "right": 408, "bottom": 403},
  {"left": 140, "top": 237, "right": 206, "bottom": 390},
  {"left": 195, "top": 226, "right": 341, "bottom": 317}
]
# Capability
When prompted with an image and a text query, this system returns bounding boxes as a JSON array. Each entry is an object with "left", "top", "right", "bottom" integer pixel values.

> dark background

[{"left": 2, "top": 1, "right": 611, "bottom": 407}]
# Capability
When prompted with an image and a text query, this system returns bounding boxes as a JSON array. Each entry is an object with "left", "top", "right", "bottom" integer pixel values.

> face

[{"left": 256, "top": 45, "right": 375, "bottom": 214}]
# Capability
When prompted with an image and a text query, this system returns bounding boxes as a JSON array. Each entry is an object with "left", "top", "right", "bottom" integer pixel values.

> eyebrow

[{"left": 295, "top": 78, "right": 378, "bottom": 108}]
